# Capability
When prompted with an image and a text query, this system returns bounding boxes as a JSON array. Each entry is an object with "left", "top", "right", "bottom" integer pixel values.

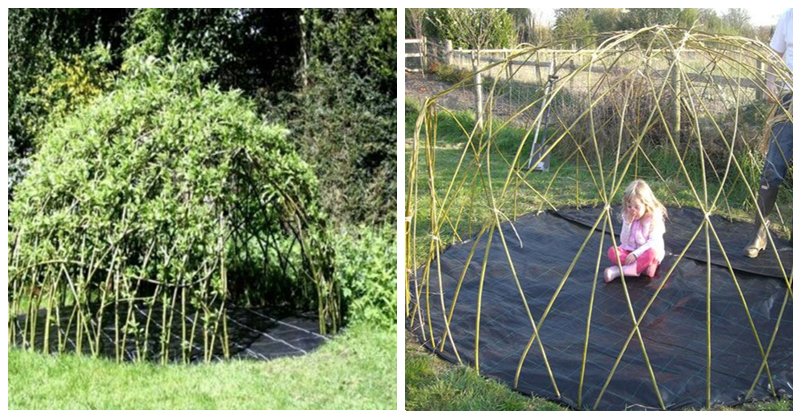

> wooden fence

[
  {"left": 420, "top": 39, "right": 768, "bottom": 98},
  {"left": 405, "top": 38, "right": 426, "bottom": 74}
]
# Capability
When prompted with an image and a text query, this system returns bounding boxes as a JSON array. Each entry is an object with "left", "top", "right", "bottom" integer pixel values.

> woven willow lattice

[
  {"left": 9, "top": 57, "right": 339, "bottom": 364},
  {"left": 406, "top": 27, "right": 792, "bottom": 409}
]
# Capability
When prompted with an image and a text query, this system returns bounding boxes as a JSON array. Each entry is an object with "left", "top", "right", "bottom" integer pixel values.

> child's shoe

[{"left": 603, "top": 266, "right": 619, "bottom": 283}]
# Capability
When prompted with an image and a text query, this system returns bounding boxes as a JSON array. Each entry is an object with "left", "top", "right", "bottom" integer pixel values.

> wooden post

[
  {"left": 670, "top": 54, "right": 681, "bottom": 149},
  {"left": 569, "top": 55, "right": 575, "bottom": 90},
  {"left": 504, "top": 51, "right": 512, "bottom": 81},
  {"left": 755, "top": 58, "right": 765, "bottom": 100},
  {"left": 445, "top": 40, "right": 453, "bottom": 66},
  {"left": 472, "top": 51, "right": 484, "bottom": 129},
  {"left": 421, "top": 36, "right": 427, "bottom": 73}
]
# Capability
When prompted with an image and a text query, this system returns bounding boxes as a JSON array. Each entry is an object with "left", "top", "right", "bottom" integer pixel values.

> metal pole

[
  {"left": 527, "top": 64, "right": 558, "bottom": 170},
  {"left": 473, "top": 51, "right": 484, "bottom": 130}
]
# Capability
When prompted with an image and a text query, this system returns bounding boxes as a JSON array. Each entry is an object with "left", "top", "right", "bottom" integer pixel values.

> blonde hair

[{"left": 620, "top": 179, "right": 667, "bottom": 222}]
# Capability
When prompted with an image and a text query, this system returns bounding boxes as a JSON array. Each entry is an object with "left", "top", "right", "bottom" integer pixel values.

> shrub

[
  {"left": 334, "top": 224, "right": 397, "bottom": 329},
  {"left": 24, "top": 44, "right": 116, "bottom": 145},
  {"left": 432, "top": 63, "right": 474, "bottom": 85},
  {"left": 262, "top": 9, "right": 397, "bottom": 226},
  {"left": 7, "top": 136, "right": 30, "bottom": 194}
]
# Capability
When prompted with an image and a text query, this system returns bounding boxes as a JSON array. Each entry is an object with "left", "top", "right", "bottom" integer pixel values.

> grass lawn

[
  {"left": 8, "top": 323, "right": 396, "bottom": 409},
  {"left": 404, "top": 100, "right": 792, "bottom": 411}
]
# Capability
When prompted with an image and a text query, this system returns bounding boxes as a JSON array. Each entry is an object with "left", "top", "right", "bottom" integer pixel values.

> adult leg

[{"left": 745, "top": 96, "right": 792, "bottom": 257}]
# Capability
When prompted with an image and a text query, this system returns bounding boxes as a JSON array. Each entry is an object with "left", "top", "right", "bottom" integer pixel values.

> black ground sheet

[
  {"left": 408, "top": 207, "right": 792, "bottom": 410},
  {"left": 13, "top": 305, "right": 329, "bottom": 363}
]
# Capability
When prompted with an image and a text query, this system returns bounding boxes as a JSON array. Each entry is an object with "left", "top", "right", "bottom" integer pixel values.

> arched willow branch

[{"left": 406, "top": 26, "right": 792, "bottom": 410}]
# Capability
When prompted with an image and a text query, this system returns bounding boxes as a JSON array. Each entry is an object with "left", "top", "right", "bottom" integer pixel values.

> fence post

[
  {"left": 472, "top": 50, "right": 484, "bottom": 130},
  {"left": 504, "top": 51, "right": 513, "bottom": 81},
  {"left": 755, "top": 58, "right": 765, "bottom": 100},
  {"left": 670, "top": 54, "right": 681, "bottom": 149},
  {"left": 421, "top": 36, "right": 427, "bottom": 73},
  {"left": 535, "top": 51, "right": 542, "bottom": 84},
  {"left": 569, "top": 54, "right": 576, "bottom": 90},
  {"left": 445, "top": 40, "right": 453, "bottom": 66}
]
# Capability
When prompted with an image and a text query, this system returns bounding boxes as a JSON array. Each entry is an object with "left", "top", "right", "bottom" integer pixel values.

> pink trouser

[{"left": 607, "top": 246, "right": 658, "bottom": 276}]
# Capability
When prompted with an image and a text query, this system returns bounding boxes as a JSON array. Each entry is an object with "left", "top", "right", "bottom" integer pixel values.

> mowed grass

[
  {"left": 404, "top": 100, "right": 792, "bottom": 411},
  {"left": 8, "top": 323, "right": 396, "bottom": 409},
  {"left": 405, "top": 330, "right": 565, "bottom": 411}
]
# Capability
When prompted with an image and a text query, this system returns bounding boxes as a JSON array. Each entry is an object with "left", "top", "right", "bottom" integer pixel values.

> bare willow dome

[
  {"left": 9, "top": 54, "right": 339, "bottom": 363},
  {"left": 406, "top": 27, "right": 792, "bottom": 410}
]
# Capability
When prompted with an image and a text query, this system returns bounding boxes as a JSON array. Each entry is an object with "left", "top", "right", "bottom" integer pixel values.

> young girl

[{"left": 604, "top": 179, "right": 667, "bottom": 283}]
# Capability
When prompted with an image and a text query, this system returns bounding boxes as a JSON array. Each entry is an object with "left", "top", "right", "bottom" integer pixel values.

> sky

[{"left": 531, "top": 8, "right": 788, "bottom": 27}]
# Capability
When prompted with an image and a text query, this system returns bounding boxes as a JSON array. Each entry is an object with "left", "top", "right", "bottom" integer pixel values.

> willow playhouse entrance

[{"left": 406, "top": 27, "right": 792, "bottom": 410}]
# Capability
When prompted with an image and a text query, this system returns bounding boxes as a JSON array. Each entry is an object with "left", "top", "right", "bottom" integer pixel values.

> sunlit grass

[
  {"left": 404, "top": 96, "right": 792, "bottom": 411},
  {"left": 9, "top": 323, "right": 397, "bottom": 410}
]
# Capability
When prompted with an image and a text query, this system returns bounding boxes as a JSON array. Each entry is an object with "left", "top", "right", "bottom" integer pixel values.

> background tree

[
  {"left": 406, "top": 8, "right": 426, "bottom": 39},
  {"left": 697, "top": 8, "right": 724, "bottom": 33},
  {"left": 268, "top": 9, "right": 397, "bottom": 225},
  {"left": 677, "top": 8, "right": 700, "bottom": 29},
  {"left": 722, "top": 8, "right": 755, "bottom": 37},
  {"left": 123, "top": 8, "right": 303, "bottom": 95},
  {"left": 428, "top": 8, "right": 515, "bottom": 50},
  {"left": 618, "top": 8, "right": 681, "bottom": 29},
  {"left": 553, "top": 8, "right": 596, "bottom": 48},
  {"left": 8, "top": 8, "right": 396, "bottom": 226},
  {"left": 8, "top": 9, "right": 131, "bottom": 193},
  {"left": 508, "top": 8, "right": 534, "bottom": 45},
  {"left": 588, "top": 8, "right": 624, "bottom": 43},
  {"left": 428, "top": 8, "right": 515, "bottom": 129},
  {"left": 530, "top": 9, "right": 554, "bottom": 45}
]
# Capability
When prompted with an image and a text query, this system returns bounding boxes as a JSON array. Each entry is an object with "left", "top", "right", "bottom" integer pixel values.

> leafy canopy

[{"left": 10, "top": 50, "right": 327, "bottom": 311}]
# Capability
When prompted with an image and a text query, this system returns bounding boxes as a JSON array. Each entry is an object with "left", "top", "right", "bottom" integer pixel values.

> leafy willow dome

[{"left": 9, "top": 54, "right": 339, "bottom": 363}]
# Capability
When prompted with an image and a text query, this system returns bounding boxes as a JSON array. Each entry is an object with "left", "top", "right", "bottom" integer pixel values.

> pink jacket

[{"left": 620, "top": 209, "right": 666, "bottom": 262}]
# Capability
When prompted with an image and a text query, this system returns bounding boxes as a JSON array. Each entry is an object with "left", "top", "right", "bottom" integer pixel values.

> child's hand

[{"left": 625, "top": 253, "right": 637, "bottom": 265}]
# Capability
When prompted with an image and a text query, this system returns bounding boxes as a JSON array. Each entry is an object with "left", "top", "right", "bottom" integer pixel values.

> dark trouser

[{"left": 760, "top": 94, "right": 793, "bottom": 189}]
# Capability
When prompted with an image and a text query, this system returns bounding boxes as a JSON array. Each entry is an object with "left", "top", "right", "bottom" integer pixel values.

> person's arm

[
  {"left": 619, "top": 213, "right": 632, "bottom": 247},
  {"left": 765, "top": 62, "right": 783, "bottom": 104},
  {"left": 632, "top": 215, "right": 665, "bottom": 258},
  {"left": 765, "top": 11, "right": 789, "bottom": 103}
]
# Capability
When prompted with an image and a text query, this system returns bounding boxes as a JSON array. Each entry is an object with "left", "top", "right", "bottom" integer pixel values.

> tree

[
  {"left": 618, "top": 8, "right": 681, "bottom": 29},
  {"left": 406, "top": 8, "right": 426, "bottom": 39},
  {"left": 508, "top": 8, "right": 534, "bottom": 45},
  {"left": 588, "top": 8, "right": 624, "bottom": 43},
  {"left": 123, "top": 8, "right": 303, "bottom": 95},
  {"left": 697, "top": 9, "right": 724, "bottom": 33},
  {"left": 554, "top": 8, "right": 596, "bottom": 48},
  {"left": 429, "top": 9, "right": 515, "bottom": 129},
  {"left": 271, "top": 9, "right": 397, "bottom": 225},
  {"left": 429, "top": 8, "right": 516, "bottom": 50},
  {"left": 530, "top": 9, "right": 554, "bottom": 45},
  {"left": 8, "top": 9, "right": 131, "bottom": 167},
  {"left": 722, "top": 8, "right": 754, "bottom": 37},
  {"left": 677, "top": 8, "right": 699, "bottom": 29}
]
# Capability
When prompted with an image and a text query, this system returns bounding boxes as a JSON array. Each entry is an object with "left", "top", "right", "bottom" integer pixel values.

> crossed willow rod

[
  {"left": 408, "top": 26, "right": 792, "bottom": 409},
  {"left": 12, "top": 199, "right": 336, "bottom": 364},
  {"left": 412, "top": 29, "right": 792, "bottom": 322}
]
